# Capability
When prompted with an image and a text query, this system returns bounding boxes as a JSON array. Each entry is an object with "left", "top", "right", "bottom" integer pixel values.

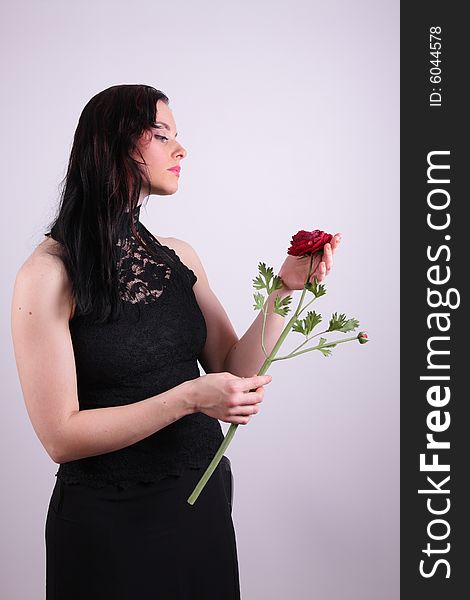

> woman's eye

[{"left": 154, "top": 135, "right": 169, "bottom": 142}]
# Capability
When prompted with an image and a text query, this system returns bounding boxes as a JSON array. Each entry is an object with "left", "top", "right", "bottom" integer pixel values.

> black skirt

[{"left": 45, "top": 456, "right": 240, "bottom": 599}]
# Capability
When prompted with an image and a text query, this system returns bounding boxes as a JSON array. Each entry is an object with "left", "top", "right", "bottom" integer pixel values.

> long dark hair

[{"left": 45, "top": 84, "right": 170, "bottom": 325}]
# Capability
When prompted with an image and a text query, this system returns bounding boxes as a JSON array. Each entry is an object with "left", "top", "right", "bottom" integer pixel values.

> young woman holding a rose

[{"left": 11, "top": 84, "right": 340, "bottom": 599}]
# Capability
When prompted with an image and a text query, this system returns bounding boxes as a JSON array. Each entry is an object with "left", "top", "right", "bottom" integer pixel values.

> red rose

[{"left": 287, "top": 229, "right": 333, "bottom": 257}]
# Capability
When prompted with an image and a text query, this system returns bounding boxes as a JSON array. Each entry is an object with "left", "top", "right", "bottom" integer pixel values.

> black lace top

[{"left": 54, "top": 204, "right": 224, "bottom": 489}]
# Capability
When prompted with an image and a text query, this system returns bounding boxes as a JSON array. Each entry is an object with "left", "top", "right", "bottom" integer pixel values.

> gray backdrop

[{"left": 1, "top": 0, "right": 399, "bottom": 598}]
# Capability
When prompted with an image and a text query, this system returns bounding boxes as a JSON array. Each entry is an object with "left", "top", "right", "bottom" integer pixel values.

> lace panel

[
  {"left": 116, "top": 236, "right": 172, "bottom": 304},
  {"left": 115, "top": 223, "right": 197, "bottom": 306}
]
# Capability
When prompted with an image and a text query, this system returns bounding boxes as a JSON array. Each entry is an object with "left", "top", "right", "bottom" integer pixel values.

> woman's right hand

[{"left": 189, "top": 372, "right": 273, "bottom": 425}]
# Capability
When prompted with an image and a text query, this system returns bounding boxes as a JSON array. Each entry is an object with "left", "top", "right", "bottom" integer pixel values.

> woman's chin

[{"left": 151, "top": 185, "right": 179, "bottom": 197}]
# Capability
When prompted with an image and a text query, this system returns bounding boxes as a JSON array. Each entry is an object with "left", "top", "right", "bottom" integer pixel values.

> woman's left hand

[{"left": 277, "top": 233, "right": 342, "bottom": 291}]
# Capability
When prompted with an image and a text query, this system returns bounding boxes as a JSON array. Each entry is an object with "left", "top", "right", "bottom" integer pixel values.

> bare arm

[
  {"left": 224, "top": 236, "right": 340, "bottom": 374},
  {"left": 223, "top": 284, "right": 293, "bottom": 376},
  {"left": 50, "top": 384, "right": 194, "bottom": 463},
  {"left": 10, "top": 253, "right": 196, "bottom": 465},
  {"left": 164, "top": 237, "right": 292, "bottom": 377}
]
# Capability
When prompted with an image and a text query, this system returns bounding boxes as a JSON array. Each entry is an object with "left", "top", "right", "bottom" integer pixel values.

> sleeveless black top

[{"left": 54, "top": 205, "right": 224, "bottom": 489}]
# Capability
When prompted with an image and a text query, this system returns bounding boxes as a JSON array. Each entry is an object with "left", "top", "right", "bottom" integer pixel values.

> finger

[
  {"left": 248, "top": 374, "right": 272, "bottom": 388},
  {"left": 314, "top": 261, "right": 326, "bottom": 282},
  {"left": 240, "top": 374, "right": 272, "bottom": 393},
  {"left": 237, "top": 388, "right": 264, "bottom": 405},
  {"left": 331, "top": 233, "right": 342, "bottom": 253},
  {"left": 230, "top": 400, "right": 261, "bottom": 415},
  {"left": 323, "top": 243, "right": 333, "bottom": 272}
]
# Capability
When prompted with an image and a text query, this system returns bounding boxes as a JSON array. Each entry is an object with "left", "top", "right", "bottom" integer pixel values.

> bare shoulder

[
  {"left": 15, "top": 236, "right": 75, "bottom": 320},
  {"left": 157, "top": 235, "right": 208, "bottom": 286},
  {"left": 158, "top": 235, "right": 189, "bottom": 257},
  {"left": 21, "top": 236, "right": 67, "bottom": 278}
]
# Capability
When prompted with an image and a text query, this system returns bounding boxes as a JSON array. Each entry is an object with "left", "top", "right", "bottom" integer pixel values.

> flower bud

[{"left": 357, "top": 331, "right": 369, "bottom": 344}]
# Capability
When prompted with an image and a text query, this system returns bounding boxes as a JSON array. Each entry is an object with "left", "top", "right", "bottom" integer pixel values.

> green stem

[
  {"left": 187, "top": 422, "right": 239, "bottom": 505},
  {"left": 187, "top": 255, "right": 315, "bottom": 505},
  {"left": 296, "top": 294, "right": 318, "bottom": 317},
  {"left": 261, "top": 256, "right": 314, "bottom": 365},
  {"left": 270, "top": 334, "right": 359, "bottom": 361},
  {"left": 261, "top": 303, "right": 269, "bottom": 358},
  {"left": 286, "top": 328, "right": 329, "bottom": 357}
]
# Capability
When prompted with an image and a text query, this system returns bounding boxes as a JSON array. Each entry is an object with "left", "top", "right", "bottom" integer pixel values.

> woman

[{"left": 11, "top": 84, "right": 340, "bottom": 599}]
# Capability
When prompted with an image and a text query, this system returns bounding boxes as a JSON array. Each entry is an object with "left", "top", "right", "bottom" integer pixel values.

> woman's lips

[{"left": 167, "top": 167, "right": 180, "bottom": 176}]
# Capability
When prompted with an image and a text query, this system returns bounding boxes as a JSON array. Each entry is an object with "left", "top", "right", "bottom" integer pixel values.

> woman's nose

[{"left": 174, "top": 143, "right": 187, "bottom": 159}]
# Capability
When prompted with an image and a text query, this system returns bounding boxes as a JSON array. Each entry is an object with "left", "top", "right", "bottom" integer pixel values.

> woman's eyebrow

[{"left": 155, "top": 121, "right": 178, "bottom": 137}]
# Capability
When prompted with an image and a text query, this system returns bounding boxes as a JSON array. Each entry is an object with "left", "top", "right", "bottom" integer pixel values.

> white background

[{"left": 1, "top": 1, "right": 399, "bottom": 598}]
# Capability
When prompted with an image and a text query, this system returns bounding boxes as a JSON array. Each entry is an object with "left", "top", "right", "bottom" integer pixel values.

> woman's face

[{"left": 134, "top": 99, "right": 187, "bottom": 198}]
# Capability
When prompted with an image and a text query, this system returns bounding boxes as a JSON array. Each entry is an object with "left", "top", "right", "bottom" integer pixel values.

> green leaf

[
  {"left": 328, "top": 312, "right": 360, "bottom": 333},
  {"left": 253, "top": 262, "right": 286, "bottom": 296},
  {"left": 253, "top": 292, "right": 265, "bottom": 311},
  {"left": 292, "top": 318, "right": 305, "bottom": 335},
  {"left": 337, "top": 319, "right": 359, "bottom": 333},
  {"left": 273, "top": 294, "right": 292, "bottom": 317},
  {"left": 252, "top": 261, "right": 278, "bottom": 293},
  {"left": 316, "top": 337, "right": 332, "bottom": 357},
  {"left": 328, "top": 312, "right": 345, "bottom": 331},
  {"left": 291, "top": 311, "right": 322, "bottom": 336},
  {"left": 259, "top": 261, "right": 274, "bottom": 282},
  {"left": 270, "top": 275, "right": 284, "bottom": 294},
  {"left": 305, "top": 275, "right": 327, "bottom": 298},
  {"left": 252, "top": 274, "right": 266, "bottom": 290},
  {"left": 304, "top": 311, "right": 322, "bottom": 335}
]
